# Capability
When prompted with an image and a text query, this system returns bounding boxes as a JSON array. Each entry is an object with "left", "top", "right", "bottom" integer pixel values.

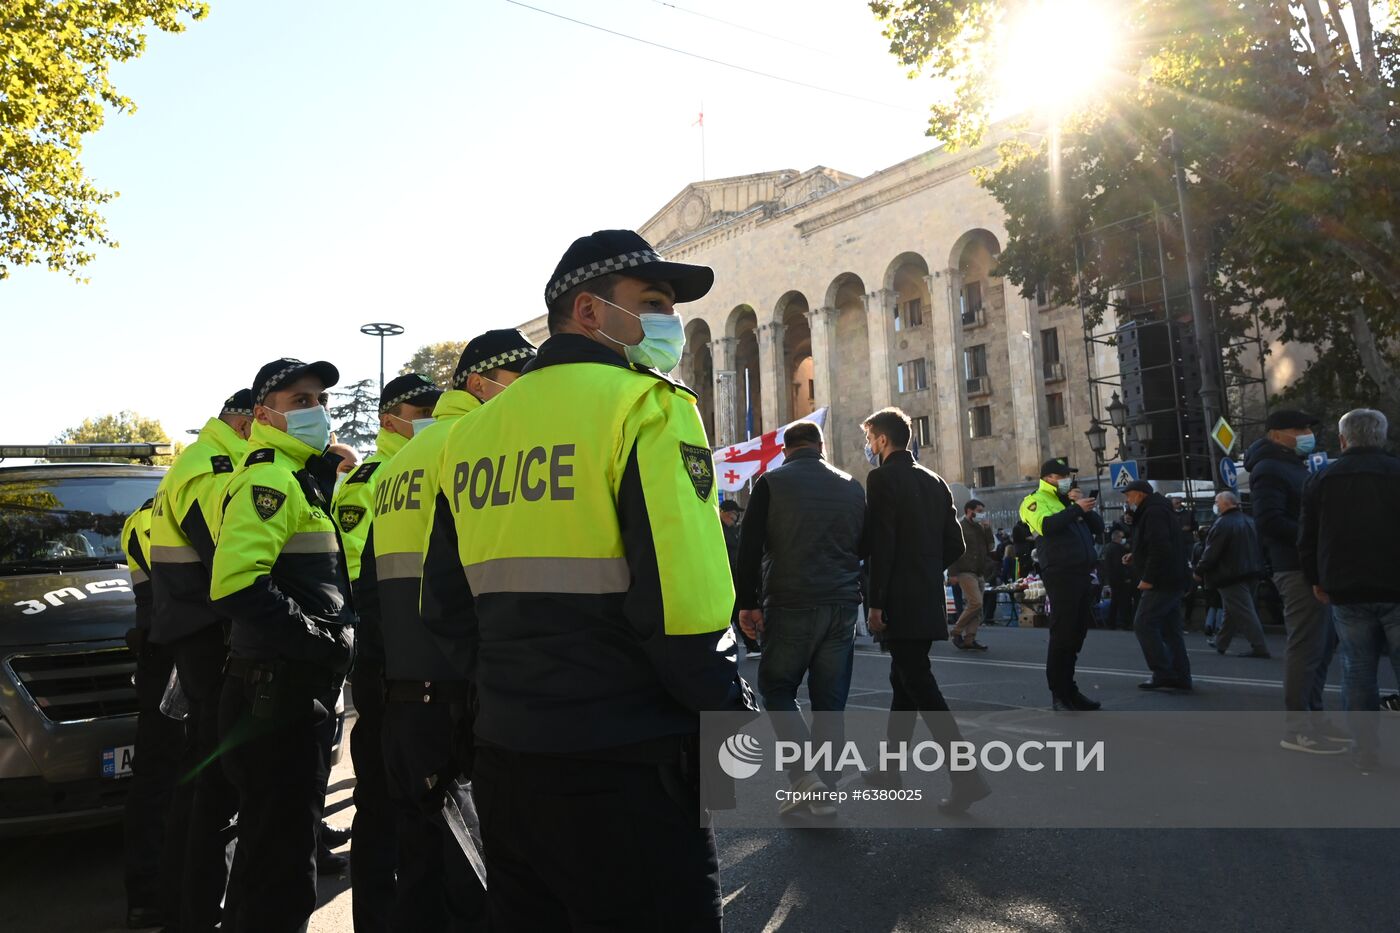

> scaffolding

[{"left": 1076, "top": 206, "right": 1268, "bottom": 513}]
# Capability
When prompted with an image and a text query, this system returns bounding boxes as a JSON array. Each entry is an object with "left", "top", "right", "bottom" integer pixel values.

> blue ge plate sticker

[{"left": 102, "top": 745, "right": 135, "bottom": 778}]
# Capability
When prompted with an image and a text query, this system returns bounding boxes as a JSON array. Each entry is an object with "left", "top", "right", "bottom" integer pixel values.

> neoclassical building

[{"left": 523, "top": 129, "right": 1099, "bottom": 490}]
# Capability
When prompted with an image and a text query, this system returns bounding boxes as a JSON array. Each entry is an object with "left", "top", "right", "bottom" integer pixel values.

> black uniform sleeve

[
  {"left": 419, "top": 491, "right": 479, "bottom": 679},
  {"left": 353, "top": 524, "right": 385, "bottom": 663},
  {"left": 179, "top": 500, "right": 217, "bottom": 568},
  {"left": 618, "top": 444, "right": 754, "bottom": 714},
  {"left": 1041, "top": 502, "right": 1085, "bottom": 534},
  {"left": 734, "top": 476, "right": 772, "bottom": 612},
  {"left": 1297, "top": 473, "right": 1323, "bottom": 587}
]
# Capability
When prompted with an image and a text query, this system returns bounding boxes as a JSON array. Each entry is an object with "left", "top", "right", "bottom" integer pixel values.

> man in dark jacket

[
  {"left": 1018, "top": 458, "right": 1104, "bottom": 711},
  {"left": 1299, "top": 408, "right": 1400, "bottom": 771},
  {"left": 946, "top": 499, "right": 995, "bottom": 650},
  {"left": 1103, "top": 529, "right": 1133, "bottom": 630},
  {"left": 860, "top": 407, "right": 989, "bottom": 812},
  {"left": 1122, "top": 480, "right": 1193, "bottom": 690},
  {"left": 1244, "top": 408, "right": 1344, "bottom": 753},
  {"left": 1194, "top": 491, "right": 1269, "bottom": 657},
  {"left": 737, "top": 420, "right": 865, "bottom": 809}
]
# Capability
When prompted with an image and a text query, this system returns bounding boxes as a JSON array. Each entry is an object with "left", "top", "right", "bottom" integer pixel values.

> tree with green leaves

[
  {"left": 329, "top": 378, "right": 379, "bottom": 453},
  {"left": 53, "top": 410, "right": 182, "bottom": 464},
  {"left": 1, "top": 0, "right": 208, "bottom": 280},
  {"left": 400, "top": 341, "right": 466, "bottom": 390},
  {"left": 872, "top": 0, "right": 1400, "bottom": 427}
]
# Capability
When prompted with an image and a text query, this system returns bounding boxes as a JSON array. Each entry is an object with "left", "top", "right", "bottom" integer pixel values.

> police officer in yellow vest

[
  {"left": 330, "top": 372, "right": 440, "bottom": 932},
  {"left": 1018, "top": 458, "right": 1104, "bottom": 712},
  {"left": 422, "top": 229, "right": 755, "bottom": 931},
  {"left": 358, "top": 329, "right": 535, "bottom": 930},
  {"left": 210, "top": 358, "right": 354, "bottom": 933},
  {"left": 148, "top": 388, "right": 252, "bottom": 932}
]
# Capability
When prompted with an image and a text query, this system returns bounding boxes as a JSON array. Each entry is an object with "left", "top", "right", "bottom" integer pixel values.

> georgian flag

[{"left": 714, "top": 408, "right": 829, "bottom": 493}]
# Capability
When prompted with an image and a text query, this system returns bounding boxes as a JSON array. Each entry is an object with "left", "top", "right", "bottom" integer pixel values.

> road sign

[
  {"left": 1219, "top": 457, "right": 1238, "bottom": 489},
  {"left": 1110, "top": 461, "right": 1140, "bottom": 490},
  {"left": 1306, "top": 451, "right": 1330, "bottom": 475},
  {"left": 1210, "top": 417, "right": 1237, "bottom": 455}
]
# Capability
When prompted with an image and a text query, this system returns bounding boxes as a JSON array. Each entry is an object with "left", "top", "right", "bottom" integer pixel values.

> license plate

[{"left": 102, "top": 744, "right": 135, "bottom": 779}]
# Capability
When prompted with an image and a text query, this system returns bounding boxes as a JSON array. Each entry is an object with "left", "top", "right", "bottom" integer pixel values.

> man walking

[
  {"left": 737, "top": 419, "right": 865, "bottom": 810},
  {"left": 1122, "top": 480, "right": 1193, "bottom": 691},
  {"left": 1245, "top": 409, "right": 1345, "bottom": 753},
  {"left": 1019, "top": 459, "right": 1104, "bottom": 711},
  {"left": 862, "top": 407, "right": 990, "bottom": 812},
  {"left": 1194, "top": 491, "right": 1270, "bottom": 658},
  {"left": 946, "top": 498, "right": 994, "bottom": 651},
  {"left": 1300, "top": 408, "right": 1400, "bottom": 772}
]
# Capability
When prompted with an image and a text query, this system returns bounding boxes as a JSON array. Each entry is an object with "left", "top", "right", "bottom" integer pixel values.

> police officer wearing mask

[
  {"left": 357, "top": 330, "right": 535, "bottom": 931},
  {"left": 1018, "top": 458, "right": 1104, "bottom": 711},
  {"left": 330, "top": 372, "right": 442, "bottom": 931},
  {"left": 422, "top": 230, "right": 755, "bottom": 930},
  {"left": 147, "top": 389, "right": 253, "bottom": 932},
  {"left": 209, "top": 358, "right": 354, "bottom": 932}
]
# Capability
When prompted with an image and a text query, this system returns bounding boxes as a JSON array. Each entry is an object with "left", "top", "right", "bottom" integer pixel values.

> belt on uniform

[
  {"left": 225, "top": 656, "right": 338, "bottom": 693},
  {"left": 384, "top": 679, "right": 471, "bottom": 704}
]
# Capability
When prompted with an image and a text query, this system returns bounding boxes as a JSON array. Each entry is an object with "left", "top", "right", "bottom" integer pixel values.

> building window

[
  {"left": 974, "top": 465, "right": 997, "bottom": 488},
  {"left": 1047, "top": 392, "right": 1067, "bottom": 427},
  {"left": 968, "top": 405, "right": 992, "bottom": 438},
  {"left": 960, "top": 281, "right": 983, "bottom": 326},
  {"left": 964, "top": 344, "right": 988, "bottom": 379},
  {"left": 1041, "top": 328, "right": 1065, "bottom": 381},
  {"left": 903, "top": 297, "right": 923, "bottom": 328},
  {"left": 914, "top": 415, "right": 931, "bottom": 447},
  {"left": 897, "top": 358, "right": 928, "bottom": 393},
  {"left": 1035, "top": 279, "right": 1051, "bottom": 310}
]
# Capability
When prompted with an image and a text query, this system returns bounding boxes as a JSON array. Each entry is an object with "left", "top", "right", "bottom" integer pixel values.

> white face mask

[
  {"left": 1056, "top": 477, "right": 1074, "bottom": 494},
  {"left": 268, "top": 404, "right": 331, "bottom": 452},
  {"left": 593, "top": 295, "right": 687, "bottom": 372},
  {"left": 387, "top": 414, "right": 434, "bottom": 438}
]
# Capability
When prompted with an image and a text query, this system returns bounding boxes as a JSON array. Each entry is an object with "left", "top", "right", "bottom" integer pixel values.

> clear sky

[{"left": 3, "top": 0, "right": 952, "bottom": 446}]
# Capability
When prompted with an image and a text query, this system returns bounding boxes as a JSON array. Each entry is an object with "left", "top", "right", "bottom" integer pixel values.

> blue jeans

[
  {"left": 1133, "top": 587, "right": 1191, "bottom": 686},
  {"left": 1332, "top": 603, "right": 1400, "bottom": 755},
  {"left": 757, "top": 604, "right": 856, "bottom": 787},
  {"left": 1204, "top": 606, "right": 1223, "bottom": 636}
]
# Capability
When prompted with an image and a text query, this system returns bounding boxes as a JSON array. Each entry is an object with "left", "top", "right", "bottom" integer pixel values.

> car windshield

[{"left": 0, "top": 474, "right": 162, "bottom": 570}]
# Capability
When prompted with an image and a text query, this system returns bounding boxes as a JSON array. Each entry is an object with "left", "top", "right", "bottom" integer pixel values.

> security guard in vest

[
  {"left": 422, "top": 230, "right": 755, "bottom": 931},
  {"left": 331, "top": 371, "right": 441, "bottom": 933},
  {"left": 149, "top": 388, "right": 252, "bottom": 933},
  {"left": 120, "top": 495, "right": 181, "bottom": 931},
  {"left": 210, "top": 358, "right": 354, "bottom": 933},
  {"left": 358, "top": 330, "right": 534, "bottom": 930},
  {"left": 1019, "top": 458, "right": 1104, "bottom": 712}
]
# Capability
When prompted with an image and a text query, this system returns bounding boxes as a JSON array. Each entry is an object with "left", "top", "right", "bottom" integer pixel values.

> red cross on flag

[{"left": 714, "top": 408, "right": 828, "bottom": 493}]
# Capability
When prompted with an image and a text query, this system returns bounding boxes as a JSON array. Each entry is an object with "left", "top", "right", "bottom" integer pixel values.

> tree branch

[
  {"left": 1351, "top": 0, "right": 1378, "bottom": 77},
  {"left": 1348, "top": 306, "right": 1400, "bottom": 411}
]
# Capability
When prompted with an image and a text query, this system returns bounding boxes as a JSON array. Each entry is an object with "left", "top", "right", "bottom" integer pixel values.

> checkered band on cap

[
  {"left": 545, "top": 249, "right": 663, "bottom": 303},
  {"left": 452, "top": 348, "right": 535, "bottom": 388},
  {"left": 221, "top": 401, "right": 254, "bottom": 417},
  {"left": 379, "top": 384, "right": 439, "bottom": 413},
  {"left": 255, "top": 360, "right": 305, "bottom": 405}
]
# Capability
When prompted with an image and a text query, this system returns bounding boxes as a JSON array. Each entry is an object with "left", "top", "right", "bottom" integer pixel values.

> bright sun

[{"left": 997, "top": 0, "right": 1124, "bottom": 116}]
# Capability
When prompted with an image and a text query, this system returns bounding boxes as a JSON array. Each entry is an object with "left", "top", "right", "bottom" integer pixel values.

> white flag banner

[{"left": 714, "top": 408, "right": 829, "bottom": 493}]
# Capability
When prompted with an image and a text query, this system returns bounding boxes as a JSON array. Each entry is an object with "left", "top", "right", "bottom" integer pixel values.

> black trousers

[
  {"left": 123, "top": 638, "right": 182, "bottom": 913},
  {"left": 474, "top": 745, "right": 722, "bottom": 933},
  {"left": 171, "top": 625, "right": 239, "bottom": 933},
  {"left": 1106, "top": 578, "right": 1134, "bottom": 629},
  {"left": 885, "top": 639, "right": 967, "bottom": 749},
  {"left": 349, "top": 657, "right": 397, "bottom": 933},
  {"left": 219, "top": 676, "right": 336, "bottom": 933},
  {"left": 1042, "top": 571, "right": 1094, "bottom": 698},
  {"left": 382, "top": 701, "right": 486, "bottom": 931}
]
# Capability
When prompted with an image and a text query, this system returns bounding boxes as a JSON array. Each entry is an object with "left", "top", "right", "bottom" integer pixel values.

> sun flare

[{"left": 997, "top": 0, "right": 1124, "bottom": 116}]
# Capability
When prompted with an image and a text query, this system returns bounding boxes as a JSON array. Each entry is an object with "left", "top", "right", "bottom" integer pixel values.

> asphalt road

[{"left": 6, "top": 623, "right": 1398, "bottom": 932}]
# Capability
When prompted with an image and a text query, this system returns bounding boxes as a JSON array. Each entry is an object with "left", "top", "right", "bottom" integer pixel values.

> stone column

[
  {"left": 865, "top": 289, "right": 895, "bottom": 410},
  {"left": 712, "top": 336, "right": 738, "bottom": 447},
  {"left": 806, "top": 306, "right": 839, "bottom": 417},
  {"left": 1004, "top": 288, "right": 1045, "bottom": 482},
  {"left": 757, "top": 321, "right": 787, "bottom": 430},
  {"left": 927, "top": 271, "right": 967, "bottom": 483}
]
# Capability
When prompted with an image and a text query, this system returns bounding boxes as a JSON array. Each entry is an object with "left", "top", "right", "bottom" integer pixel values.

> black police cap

[
  {"left": 252, "top": 358, "right": 339, "bottom": 407},
  {"left": 221, "top": 388, "right": 255, "bottom": 417},
  {"left": 380, "top": 373, "right": 443, "bottom": 413},
  {"left": 1039, "top": 458, "right": 1078, "bottom": 477},
  {"left": 452, "top": 329, "right": 538, "bottom": 389},
  {"left": 545, "top": 229, "right": 714, "bottom": 307},
  {"left": 1264, "top": 409, "right": 1318, "bottom": 431}
]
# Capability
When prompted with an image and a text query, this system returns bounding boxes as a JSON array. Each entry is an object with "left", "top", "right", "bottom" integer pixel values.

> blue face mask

[
  {"left": 1294, "top": 433, "right": 1316, "bottom": 456},
  {"left": 271, "top": 404, "right": 331, "bottom": 452},
  {"left": 1056, "top": 477, "right": 1074, "bottom": 494},
  {"left": 864, "top": 442, "right": 880, "bottom": 467},
  {"left": 595, "top": 295, "right": 687, "bottom": 373}
]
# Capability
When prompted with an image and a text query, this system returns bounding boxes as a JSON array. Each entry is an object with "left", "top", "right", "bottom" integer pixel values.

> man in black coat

[
  {"left": 1194, "top": 491, "right": 1270, "bottom": 657},
  {"left": 1122, "top": 480, "right": 1193, "bottom": 690},
  {"left": 860, "top": 407, "right": 990, "bottom": 813}
]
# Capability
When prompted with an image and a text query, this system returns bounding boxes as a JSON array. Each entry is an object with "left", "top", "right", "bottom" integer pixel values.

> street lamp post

[{"left": 360, "top": 322, "right": 405, "bottom": 393}]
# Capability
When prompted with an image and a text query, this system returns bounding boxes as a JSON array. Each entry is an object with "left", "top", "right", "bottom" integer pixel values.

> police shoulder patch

[
  {"left": 245, "top": 447, "right": 276, "bottom": 467},
  {"left": 346, "top": 461, "right": 381, "bottom": 485},
  {"left": 210, "top": 454, "right": 234, "bottom": 474},
  {"left": 338, "top": 505, "right": 366, "bottom": 532},
  {"left": 1027, "top": 501, "right": 1038, "bottom": 512},
  {"left": 679, "top": 442, "right": 714, "bottom": 502},
  {"left": 251, "top": 485, "right": 287, "bottom": 521}
]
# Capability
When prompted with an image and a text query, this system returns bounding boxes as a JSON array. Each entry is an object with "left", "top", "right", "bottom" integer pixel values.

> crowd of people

[{"left": 112, "top": 224, "right": 1399, "bottom": 932}]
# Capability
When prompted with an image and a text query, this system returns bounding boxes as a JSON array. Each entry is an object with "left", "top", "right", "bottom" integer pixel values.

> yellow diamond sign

[{"left": 1210, "top": 417, "right": 1237, "bottom": 455}]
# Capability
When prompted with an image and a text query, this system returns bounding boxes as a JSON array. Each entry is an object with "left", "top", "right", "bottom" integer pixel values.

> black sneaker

[
  {"left": 965, "top": 640, "right": 990, "bottom": 652},
  {"left": 938, "top": 770, "right": 992, "bottom": 814},
  {"left": 1280, "top": 733, "right": 1349, "bottom": 755},
  {"left": 320, "top": 821, "right": 352, "bottom": 848},
  {"left": 951, "top": 633, "right": 966, "bottom": 649},
  {"left": 1381, "top": 695, "right": 1400, "bottom": 713},
  {"left": 1069, "top": 690, "right": 1102, "bottom": 711}
]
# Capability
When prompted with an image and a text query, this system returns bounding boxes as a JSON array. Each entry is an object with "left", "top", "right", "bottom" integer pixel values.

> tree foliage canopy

[
  {"left": 53, "top": 410, "right": 182, "bottom": 463},
  {"left": 400, "top": 341, "right": 466, "bottom": 390},
  {"left": 328, "top": 378, "right": 379, "bottom": 453},
  {"left": 0, "top": 0, "right": 207, "bottom": 279},
  {"left": 873, "top": 0, "right": 1400, "bottom": 421}
]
